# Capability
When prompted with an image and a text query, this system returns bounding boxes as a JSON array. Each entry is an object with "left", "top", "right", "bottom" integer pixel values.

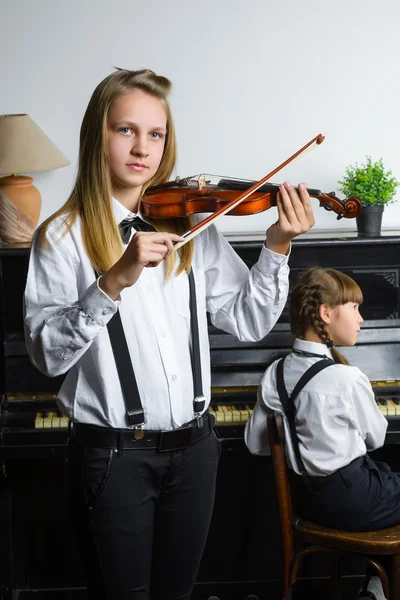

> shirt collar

[
  {"left": 293, "top": 338, "right": 334, "bottom": 360},
  {"left": 112, "top": 197, "right": 141, "bottom": 225}
]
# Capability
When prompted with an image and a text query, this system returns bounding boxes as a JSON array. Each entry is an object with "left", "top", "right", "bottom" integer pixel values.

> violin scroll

[
  {"left": 318, "top": 192, "right": 362, "bottom": 220},
  {"left": 341, "top": 196, "right": 363, "bottom": 218}
]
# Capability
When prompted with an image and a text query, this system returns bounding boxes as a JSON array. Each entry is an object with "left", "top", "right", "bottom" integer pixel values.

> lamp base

[{"left": 0, "top": 175, "right": 41, "bottom": 243}]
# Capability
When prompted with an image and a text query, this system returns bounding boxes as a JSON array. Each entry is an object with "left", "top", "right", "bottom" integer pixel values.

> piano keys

[
  {"left": 210, "top": 403, "right": 253, "bottom": 424},
  {"left": 34, "top": 411, "right": 69, "bottom": 429},
  {"left": 0, "top": 394, "right": 69, "bottom": 456},
  {"left": 375, "top": 397, "right": 400, "bottom": 416},
  {"left": 373, "top": 380, "right": 400, "bottom": 417}
]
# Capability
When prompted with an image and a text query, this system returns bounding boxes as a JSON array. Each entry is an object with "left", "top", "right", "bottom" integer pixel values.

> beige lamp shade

[
  {"left": 0, "top": 114, "right": 70, "bottom": 243},
  {"left": 0, "top": 113, "right": 70, "bottom": 175}
]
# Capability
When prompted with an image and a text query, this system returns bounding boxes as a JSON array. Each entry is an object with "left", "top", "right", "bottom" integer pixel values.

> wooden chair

[{"left": 267, "top": 411, "right": 400, "bottom": 600}]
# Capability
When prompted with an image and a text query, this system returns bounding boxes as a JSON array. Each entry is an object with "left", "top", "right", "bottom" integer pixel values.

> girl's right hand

[
  {"left": 98, "top": 231, "right": 184, "bottom": 300},
  {"left": 124, "top": 230, "right": 184, "bottom": 271}
]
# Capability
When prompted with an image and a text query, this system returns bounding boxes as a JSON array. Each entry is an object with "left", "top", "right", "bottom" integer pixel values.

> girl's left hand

[{"left": 265, "top": 181, "right": 315, "bottom": 255}]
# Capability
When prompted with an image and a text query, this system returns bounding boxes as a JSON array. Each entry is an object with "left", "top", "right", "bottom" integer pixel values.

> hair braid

[
  {"left": 291, "top": 283, "right": 322, "bottom": 339},
  {"left": 311, "top": 315, "right": 332, "bottom": 347}
]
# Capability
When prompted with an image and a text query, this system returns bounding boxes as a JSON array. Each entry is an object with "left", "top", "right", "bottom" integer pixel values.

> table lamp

[{"left": 0, "top": 114, "right": 70, "bottom": 243}]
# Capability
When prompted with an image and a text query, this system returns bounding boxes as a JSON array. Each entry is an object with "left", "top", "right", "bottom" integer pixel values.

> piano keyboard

[
  {"left": 209, "top": 404, "right": 253, "bottom": 425},
  {"left": 30, "top": 407, "right": 254, "bottom": 429},
  {"left": 375, "top": 398, "right": 400, "bottom": 416},
  {"left": 34, "top": 411, "right": 69, "bottom": 429},
  {"left": 27, "top": 397, "right": 400, "bottom": 430},
  {"left": 210, "top": 400, "right": 400, "bottom": 423},
  {"left": 31, "top": 407, "right": 254, "bottom": 429}
]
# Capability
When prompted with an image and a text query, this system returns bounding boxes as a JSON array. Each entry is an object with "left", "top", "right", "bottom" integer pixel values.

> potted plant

[{"left": 338, "top": 156, "right": 400, "bottom": 237}]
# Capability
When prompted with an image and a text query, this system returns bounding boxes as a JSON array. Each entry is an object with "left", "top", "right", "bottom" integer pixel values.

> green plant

[{"left": 338, "top": 156, "right": 400, "bottom": 206}]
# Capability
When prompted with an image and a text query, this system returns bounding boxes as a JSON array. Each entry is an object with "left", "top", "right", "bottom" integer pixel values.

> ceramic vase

[{"left": 0, "top": 175, "right": 41, "bottom": 243}]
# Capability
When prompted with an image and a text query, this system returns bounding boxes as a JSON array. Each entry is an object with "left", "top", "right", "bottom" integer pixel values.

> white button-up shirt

[
  {"left": 24, "top": 198, "right": 290, "bottom": 430},
  {"left": 245, "top": 338, "right": 387, "bottom": 475}
]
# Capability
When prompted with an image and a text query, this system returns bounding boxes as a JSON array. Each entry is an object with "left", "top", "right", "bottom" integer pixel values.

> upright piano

[{"left": 1, "top": 232, "right": 400, "bottom": 599}]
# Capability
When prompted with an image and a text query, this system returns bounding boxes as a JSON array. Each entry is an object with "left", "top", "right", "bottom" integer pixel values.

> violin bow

[{"left": 173, "top": 133, "right": 325, "bottom": 251}]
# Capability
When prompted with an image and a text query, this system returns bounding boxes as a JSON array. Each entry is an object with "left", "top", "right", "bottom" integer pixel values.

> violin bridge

[{"left": 197, "top": 174, "right": 206, "bottom": 190}]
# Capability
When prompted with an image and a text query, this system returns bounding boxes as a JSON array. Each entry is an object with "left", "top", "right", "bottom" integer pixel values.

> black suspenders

[
  {"left": 104, "top": 269, "right": 205, "bottom": 433},
  {"left": 96, "top": 216, "right": 205, "bottom": 433},
  {"left": 276, "top": 356, "right": 335, "bottom": 476}
]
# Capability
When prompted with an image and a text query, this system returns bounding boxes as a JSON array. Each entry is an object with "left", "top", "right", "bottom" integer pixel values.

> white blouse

[
  {"left": 24, "top": 198, "right": 290, "bottom": 430},
  {"left": 245, "top": 338, "right": 388, "bottom": 476}
]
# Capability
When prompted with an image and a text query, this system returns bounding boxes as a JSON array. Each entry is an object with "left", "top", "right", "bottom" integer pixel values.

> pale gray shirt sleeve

[
  {"left": 346, "top": 370, "right": 388, "bottom": 450},
  {"left": 244, "top": 385, "right": 272, "bottom": 456},
  {"left": 201, "top": 224, "right": 289, "bottom": 342},
  {"left": 24, "top": 232, "right": 118, "bottom": 377}
]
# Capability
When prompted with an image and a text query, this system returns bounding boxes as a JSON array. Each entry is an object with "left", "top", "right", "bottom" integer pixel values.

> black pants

[
  {"left": 296, "top": 454, "right": 400, "bottom": 531},
  {"left": 66, "top": 429, "right": 220, "bottom": 600}
]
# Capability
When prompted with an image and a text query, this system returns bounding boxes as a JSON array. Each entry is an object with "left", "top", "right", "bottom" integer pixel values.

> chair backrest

[{"left": 267, "top": 411, "right": 295, "bottom": 571}]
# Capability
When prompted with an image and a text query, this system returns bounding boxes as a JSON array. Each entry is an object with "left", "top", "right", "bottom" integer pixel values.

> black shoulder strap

[
  {"left": 188, "top": 269, "right": 205, "bottom": 416},
  {"left": 100, "top": 268, "right": 204, "bottom": 427},
  {"left": 106, "top": 309, "right": 144, "bottom": 427},
  {"left": 276, "top": 357, "right": 335, "bottom": 475},
  {"left": 290, "top": 358, "right": 336, "bottom": 405}
]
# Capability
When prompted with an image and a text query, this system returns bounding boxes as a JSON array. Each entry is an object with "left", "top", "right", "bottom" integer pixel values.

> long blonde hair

[
  {"left": 290, "top": 267, "right": 363, "bottom": 364},
  {"left": 37, "top": 68, "right": 193, "bottom": 276}
]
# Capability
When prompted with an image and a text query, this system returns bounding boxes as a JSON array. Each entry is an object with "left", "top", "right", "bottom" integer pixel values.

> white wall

[{"left": 1, "top": 0, "right": 400, "bottom": 236}]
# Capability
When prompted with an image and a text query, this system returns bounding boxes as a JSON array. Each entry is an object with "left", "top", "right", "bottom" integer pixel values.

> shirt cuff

[
  {"left": 79, "top": 279, "right": 120, "bottom": 327},
  {"left": 257, "top": 242, "right": 291, "bottom": 274}
]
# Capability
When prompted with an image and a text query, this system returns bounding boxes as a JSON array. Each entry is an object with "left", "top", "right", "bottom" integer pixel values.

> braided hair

[{"left": 289, "top": 267, "right": 363, "bottom": 365}]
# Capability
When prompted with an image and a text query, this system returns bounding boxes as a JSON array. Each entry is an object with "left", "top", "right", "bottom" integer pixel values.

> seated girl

[{"left": 245, "top": 267, "right": 400, "bottom": 600}]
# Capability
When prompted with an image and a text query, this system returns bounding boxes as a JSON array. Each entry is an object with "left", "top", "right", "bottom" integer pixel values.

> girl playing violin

[
  {"left": 245, "top": 267, "right": 400, "bottom": 600},
  {"left": 23, "top": 67, "right": 315, "bottom": 600}
]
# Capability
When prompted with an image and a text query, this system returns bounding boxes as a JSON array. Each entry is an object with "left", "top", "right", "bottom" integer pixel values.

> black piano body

[{"left": 1, "top": 232, "right": 400, "bottom": 599}]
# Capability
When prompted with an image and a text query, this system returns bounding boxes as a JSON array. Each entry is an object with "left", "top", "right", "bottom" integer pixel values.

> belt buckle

[
  {"left": 158, "top": 426, "right": 193, "bottom": 452},
  {"left": 134, "top": 426, "right": 144, "bottom": 441}
]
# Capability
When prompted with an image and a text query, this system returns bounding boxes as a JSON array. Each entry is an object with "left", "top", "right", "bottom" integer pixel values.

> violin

[
  {"left": 141, "top": 134, "right": 362, "bottom": 251},
  {"left": 143, "top": 174, "right": 361, "bottom": 221}
]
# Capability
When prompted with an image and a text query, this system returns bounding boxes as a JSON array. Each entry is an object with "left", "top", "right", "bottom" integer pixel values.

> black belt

[{"left": 72, "top": 411, "right": 214, "bottom": 453}]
